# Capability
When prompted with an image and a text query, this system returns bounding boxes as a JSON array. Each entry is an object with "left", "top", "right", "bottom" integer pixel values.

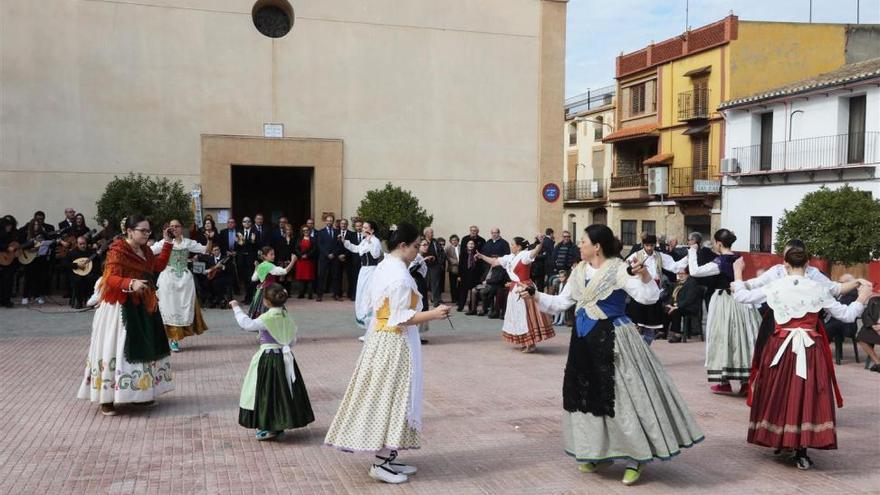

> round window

[{"left": 252, "top": 0, "right": 294, "bottom": 38}]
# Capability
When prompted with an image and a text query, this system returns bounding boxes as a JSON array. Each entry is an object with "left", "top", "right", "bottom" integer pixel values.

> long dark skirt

[{"left": 239, "top": 352, "right": 315, "bottom": 431}]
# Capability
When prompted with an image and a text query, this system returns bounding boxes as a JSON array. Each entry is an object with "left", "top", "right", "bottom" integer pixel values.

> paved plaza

[{"left": 1, "top": 297, "right": 878, "bottom": 494}]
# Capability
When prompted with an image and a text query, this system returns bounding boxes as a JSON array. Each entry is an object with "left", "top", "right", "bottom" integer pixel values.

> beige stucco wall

[{"left": 0, "top": 0, "right": 564, "bottom": 238}]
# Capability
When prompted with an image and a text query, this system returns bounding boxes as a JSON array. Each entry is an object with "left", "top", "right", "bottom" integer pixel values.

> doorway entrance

[{"left": 231, "top": 165, "right": 313, "bottom": 229}]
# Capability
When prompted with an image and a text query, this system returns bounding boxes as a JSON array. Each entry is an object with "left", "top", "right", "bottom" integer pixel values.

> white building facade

[{"left": 719, "top": 59, "right": 880, "bottom": 252}]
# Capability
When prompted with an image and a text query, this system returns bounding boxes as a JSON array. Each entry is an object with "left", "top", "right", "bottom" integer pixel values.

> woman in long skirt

[
  {"left": 150, "top": 219, "right": 210, "bottom": 352},
  {"left": 731, "top": 246, "right": 871, "bottom": 469},
  {"left": 688, "top": 229, "right": 761, "bottom": 395},
  {"left": 478, "top": 236, "right": 554, "bottom": 353},
  {"left": 231, "top": 284, "right": 314, "bottom": 440},
  {"left": 77, "top": 216, "right": 175, "bottom": 416},
  {"left": 341, "top": 220, "right": 383, "bottom": 337},
  {"left": 324, "top": 223, "right": 450, "bottom": 485},
  {"left": 529, "top": 224, "right": 704, "bottom": 486}
]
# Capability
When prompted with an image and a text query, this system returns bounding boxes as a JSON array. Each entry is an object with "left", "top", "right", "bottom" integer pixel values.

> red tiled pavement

[{"left": 0, "top": 299, "right": 878, "bottom": 494}]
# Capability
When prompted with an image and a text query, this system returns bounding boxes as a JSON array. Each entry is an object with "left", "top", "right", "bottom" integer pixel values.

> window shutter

[{"left": 645, "top": 80, "right": 656, "bottom": 113}]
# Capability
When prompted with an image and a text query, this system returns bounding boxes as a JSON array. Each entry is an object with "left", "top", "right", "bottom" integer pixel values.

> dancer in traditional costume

[
  {"left": 150, "top": 219, "right": 210, "bottom": 352},
  {"left": 324, "top": 223, "right": 451, "bottom": 484},
  {"left": 478, "top": 236, "right": 554, "bottom": 353},
  {"left": 77, "top": 216, "right": 175, "bottom": 416},
  {"left": 248, "top": 245, "right": 296, "bottom": 319},
  {"left": 231, "top": 284, "right": 314, "bottom": 441},
  {"left": 741, "top": 239, "right": 859, "bottom": 297},
  {"left": 528, "top": 224, "right": 704, "bottom": 486},
  {"left": 731, "top": 247, "right": 871, "bottom": 469},
  {"left": 341, "top": 220, "right": 383, "bottom": 337},
  {"left": 688, "top": 229, "right": 761, "bottom": 395},
  {"left": 624, "top": 234, "right": 687, "bottom": 345}
]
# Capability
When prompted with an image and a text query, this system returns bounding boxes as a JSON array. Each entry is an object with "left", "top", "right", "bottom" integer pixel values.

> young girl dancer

[
  {"left": 248, "top": 246, "right": 295, "bottom": 319},
  {"left": 231, "top": 283, "right": 315, "bottom": 440},
  {"left": 324, "top": 223, "right": 451, "bottom": 484}
]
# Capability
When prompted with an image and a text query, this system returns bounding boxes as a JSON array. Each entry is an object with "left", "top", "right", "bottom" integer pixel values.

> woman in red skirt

[
  {"left": 294, "top": 225, "right": 317, "bottom": 299},
  {"left": 731, "top": 245, "right": 872, "bottom": 470}
]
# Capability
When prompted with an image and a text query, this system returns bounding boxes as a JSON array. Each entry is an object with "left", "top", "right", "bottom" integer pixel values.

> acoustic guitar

[
  {"left": 18, "top": 225, "right": 73, "bottom": 265},
  {"left": 205, "top": 255, "right": 232, "bottom": 280},
  {"left": 0, "top": 241, "right": 21, "bottom": 267},
  {"left": 72, "top": 244, "right": 108, "bottom": 277}
]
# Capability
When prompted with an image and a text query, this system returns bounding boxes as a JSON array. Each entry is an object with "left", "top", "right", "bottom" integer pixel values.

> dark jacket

[
  {"left": 218, "top": 228, "right": 238, "bottom": 254},
  {"left": 552, "top": 241, "right": 579, "bottom": 272},
  {"left": 425, "top": 238, "right": 445, "bottom": 267},
  {"left": 674, "top": 277, "right": 703, "bottom": 315},
  {"left": 293, "top": 234, "right": 318, "bottom": 260},
  {"left": 316, "top": 226, "right": 340, "bottom": 258},
  {"left": 482, "top": 238, "right": 511, "bottom": 258}
]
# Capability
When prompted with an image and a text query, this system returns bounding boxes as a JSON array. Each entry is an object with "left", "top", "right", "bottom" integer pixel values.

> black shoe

[
  {"left": 465, "top": 310, "right": 476, "bottom": 316},
  {"left": 668, "top": 335, "right": 682, "bottom": 343},
  {"left": 298, "top": 293, "right": 305, "bottom": 299},
  {"left": 870, "top": 364, "right": 880, "bottom": 373},
  {"left": 456, "top": 306, "right": 464, "bottom": 312},
  {"left": 316, "top": 296, "right": 323, "bottom": 302},
  {"left": 488, "top": 312, "right": 499, "bottom": 319},
  {"left": 420, "top": 339, "right": 429, "bottom": 344},
  {"left": 476, "top": 311, "right": 486, "bottom": 317}
]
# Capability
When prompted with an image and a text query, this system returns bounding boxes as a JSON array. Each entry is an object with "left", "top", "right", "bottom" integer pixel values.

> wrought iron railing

[
  {"left": 677, "top": 88, "right": 710, "bottom": 121},
  {"left": 563, "top": 179, "right": 607, "bottom": 202},
  {"left": 730, "top": 132, "right": 879, "bottom": 174},
  {"left": 610, "top": 173, "right": 648, "bottom": 189},
  {"left": 669, "top": 167, "right": 717, "bottom": 196}
]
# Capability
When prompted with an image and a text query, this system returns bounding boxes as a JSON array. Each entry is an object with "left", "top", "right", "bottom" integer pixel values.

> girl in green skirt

[{"left": 231, "top": 283, "right": 314, "bottom": 440}]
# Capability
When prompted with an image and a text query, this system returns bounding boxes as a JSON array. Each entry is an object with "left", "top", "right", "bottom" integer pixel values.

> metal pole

[
  {"left": 857, "top": 0, "right": 860, "bottom": 23},
  {"left": 685, "top": 0, "right": 689, "bottom": 31}
]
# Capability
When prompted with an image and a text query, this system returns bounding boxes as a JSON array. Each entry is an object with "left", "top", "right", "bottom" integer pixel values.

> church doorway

[{"left": 231, "top": 165, "right": 313, "bottom": 229}]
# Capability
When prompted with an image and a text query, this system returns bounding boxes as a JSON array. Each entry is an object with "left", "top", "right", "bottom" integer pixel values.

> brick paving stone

[{"left": 0, "top": 297, "right": 878, "bottom": 494}]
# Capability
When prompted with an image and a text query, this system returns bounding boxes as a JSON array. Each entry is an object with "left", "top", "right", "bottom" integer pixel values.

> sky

[{"left": 565, "top": 0, "right": 880, "bottom": 97}]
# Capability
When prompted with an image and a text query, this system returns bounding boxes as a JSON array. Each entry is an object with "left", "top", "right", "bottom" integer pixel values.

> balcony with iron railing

[
  {"left": 565, "top": 85, "right": 616, "bottom": 118},
  {"left": 677, "top": 88, "right": 710, "bottom": 121},
  {"left": 729, "top": 132, "right": 879, "bottom": 174},
  {"left": 563, "top": 179, "right": 607, "bottom": 203},
  {"left": 669, "top": 167, "right": 719, "bottom": 196},
  {"left": 609, "top": 166, "right": 651, "bottom": 202}
]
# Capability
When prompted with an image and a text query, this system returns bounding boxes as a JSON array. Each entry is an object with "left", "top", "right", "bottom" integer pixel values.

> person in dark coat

[
  {"left": 665, "top": 268, "right": 704, "bottom": 342},
  {"left": 315, "top": 214, "right": 341, "bottom": 301},
  {"left": 457, "top": 239, "right": 482, "bottom": 312}
]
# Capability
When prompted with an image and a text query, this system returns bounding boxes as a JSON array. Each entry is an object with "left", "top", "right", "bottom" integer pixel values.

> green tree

[
  {"left": 356, "top": 183, "right": 434, "bottom": 239},
  {"left": 774, "top": 185, "right": 880, "bottom": 265},
  {"left": 96, "top": 173, "right": 194, "bottom": 235}
]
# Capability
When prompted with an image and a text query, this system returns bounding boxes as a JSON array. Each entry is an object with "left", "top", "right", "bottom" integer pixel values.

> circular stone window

[{"left": 252, "top": 0, "right": 294, "bottom": 38}]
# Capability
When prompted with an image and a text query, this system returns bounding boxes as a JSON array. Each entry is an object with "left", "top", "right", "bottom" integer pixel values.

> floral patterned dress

[{"left": 77, "top": 239, "right": 175, "bottom": 404}]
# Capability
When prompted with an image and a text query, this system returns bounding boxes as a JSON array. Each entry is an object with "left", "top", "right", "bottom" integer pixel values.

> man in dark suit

[
  {"left": 252, "top": 213, "right": 268, "bottom": 248},
  {"left": 532, "top": 228, "right": 555, "bottom": 291},
  {"left": 219, "top": 217, "right": 238, "bottom": 255},
  {"left": 481, "top": 228, "right": 510, "bottom": 258},
  {"left": 271, "top": 216, "right": 289, "bottom": 250},
  {"left": 336, "top": 218, "right": 361, "bottom": 300},
  {"left": 316, "top": 214, "right": 341, "bottom": 301},
  {"left": 58, "top": 208, "right": 76, "bottom": 231},
  {"left": 238, "top": 216, "right": 259, "bottom": 304},
  {"left": 423, "top": 227, "right": 445, "bottom": 307}
]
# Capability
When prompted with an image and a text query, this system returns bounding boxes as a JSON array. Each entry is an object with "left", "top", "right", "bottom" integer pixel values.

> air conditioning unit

[
  {"left": 647, "top": 167, "right": 668, "bottom": 195},
  {"left": 720, "top": 157, "right": 740, "bottom": 174}
]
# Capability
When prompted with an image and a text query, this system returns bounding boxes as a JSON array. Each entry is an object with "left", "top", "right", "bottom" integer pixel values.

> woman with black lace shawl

[{"left": 524, "top": 224, "right": 704, "bottom": 486}]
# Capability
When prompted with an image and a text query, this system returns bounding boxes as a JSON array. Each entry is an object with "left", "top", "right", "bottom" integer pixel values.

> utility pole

[
  {"left": 685, "top": 0, "right": 689, "bottom": 31},
  {"left": 809, "top": 0, "right": 812, "bottom": 23},
  {"left": 857, "top": 0, "right": 860, "bottom": 24}
]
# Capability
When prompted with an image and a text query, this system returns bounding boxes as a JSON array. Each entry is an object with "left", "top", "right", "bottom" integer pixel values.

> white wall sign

[
  {"left": 694, "top": 180, "right": 721, "bottom": 193},
  {"left": 263, "top": 123, "right": 284, "bottom": 138}
]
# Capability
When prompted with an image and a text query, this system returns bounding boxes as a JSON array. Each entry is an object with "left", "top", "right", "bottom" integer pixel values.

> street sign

[
  {"left": 693, "top": 179, "right": 721, "bottom": 193},
  {"left": 542, "top": 183, "right": 560, "bottom": 202},
  {"left": 263, "top": 123, "right": 283, "bottom": 138}
]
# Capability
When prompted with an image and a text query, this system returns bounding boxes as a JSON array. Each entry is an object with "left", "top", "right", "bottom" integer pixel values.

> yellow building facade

[{"left": 603, "top": 15, "right": 875, "bottom": 247}]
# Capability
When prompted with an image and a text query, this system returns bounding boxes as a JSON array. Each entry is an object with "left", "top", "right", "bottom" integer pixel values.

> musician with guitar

[
  {"left": 17, "top": 211, "right": 56, "bottom": 305},
  {"left": 67, "top": 236, "right": 105, "bottom": 309},
  {"left": 196, "top": 245, "right": 232, "bottom": 308},
  {"left": 0, "top": 215, "right": 18, "bottom": 308}
]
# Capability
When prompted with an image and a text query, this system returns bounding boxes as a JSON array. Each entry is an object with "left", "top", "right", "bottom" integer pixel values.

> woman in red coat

[
  {"left": 294, "top": 225, "right": 317, "bottom": 299},
  {"left": 77, "top": 215, "right": 175, "bottom": 416}
]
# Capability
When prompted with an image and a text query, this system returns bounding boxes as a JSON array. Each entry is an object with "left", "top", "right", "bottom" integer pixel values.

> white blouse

[
  {"left": 625, "top": 250, "right": 687, "bottom": 280},
  {"left": 251, "top": 265, "right": 288, "bottom": 282},
  {"left": 151, "top": 237, "right": 208, "bottom": 255},
  {"left": 536, "top": 261, "right": 660, "bottom": 315},
  {"left": 343, "top": 236, "right": 383, "bottom": 258},
  {"left": 498, "top": 250, "right": 535, "bottom": 282},
  {"left": 731, "top": 276, "right": 862, "bottom": 323},
  {"left": 744, "top": 264, "right": 840, "bottom": 296}
]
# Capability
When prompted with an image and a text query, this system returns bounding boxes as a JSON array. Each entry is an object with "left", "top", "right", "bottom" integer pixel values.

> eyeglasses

[{"left": 133, "top": 228, "right": 152, "bottom": 234}]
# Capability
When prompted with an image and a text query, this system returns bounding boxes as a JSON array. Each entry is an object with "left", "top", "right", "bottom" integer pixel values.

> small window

[
  {"left": 569, "top": 122, "right": 578, "bottom": 146},
  {"left": 750, "top": 216, "right": 772, "bottom": 252},
  {"left": 692, "top": 134, "right": 709, "bottom": 174},
  {"left": 621, "top": 220, "right": 637, "bottom": 246},
  {"left": 642, "top": 220, "right": 656, "bottom": 236},
  {"left": 594, "top": 116, "right": 604, "bottom": 140},
  {"left": 630, "top": 84, "right": 646, "bottom": 116}
]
